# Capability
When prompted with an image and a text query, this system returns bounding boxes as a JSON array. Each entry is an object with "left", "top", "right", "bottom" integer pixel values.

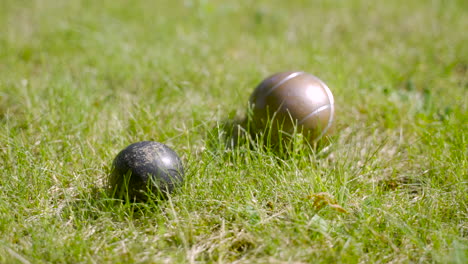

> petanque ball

[
  {"left": 109, "top": 141, "right": 184, "bottom": 201},
  {"left": 249, "top": 71, "right": 335, "bottom": 144}
]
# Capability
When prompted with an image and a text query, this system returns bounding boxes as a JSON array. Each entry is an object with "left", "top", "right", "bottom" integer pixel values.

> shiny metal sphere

[
  {"left": 249, "top": 71, "right": 335, "bottom": 143},
  {"left": 109, "top": 141, "right": 184, "bottom": 201}
]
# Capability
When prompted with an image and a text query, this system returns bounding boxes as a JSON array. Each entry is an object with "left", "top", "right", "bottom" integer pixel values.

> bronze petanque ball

[
  {"left": 109, "top": 141, "right": 184, "bottom": 201},
  {"left": 249, "top": 71, "right": 335, "bottom": 144}
]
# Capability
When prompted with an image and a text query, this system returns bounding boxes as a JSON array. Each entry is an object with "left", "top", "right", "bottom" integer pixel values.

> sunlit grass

[{"left": 0, "top": 0, "right": 467, "bottom": 263}]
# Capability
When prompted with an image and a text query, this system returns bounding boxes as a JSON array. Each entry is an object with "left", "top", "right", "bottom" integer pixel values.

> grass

[{"left": 0, "top": 0, "right": 467, "bottom": 263}]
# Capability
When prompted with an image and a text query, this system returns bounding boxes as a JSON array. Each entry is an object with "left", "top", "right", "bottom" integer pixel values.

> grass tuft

[{"left": 1, "top": 0, "right": 467, "bottom": 263}]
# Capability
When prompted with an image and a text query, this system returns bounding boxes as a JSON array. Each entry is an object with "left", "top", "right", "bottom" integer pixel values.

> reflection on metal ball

[
  {"left": 249, "top": 71, "right": 335, "bottom": 144},
  {"left": 109, "top": 141, "right": 184, "bottom": 201}
]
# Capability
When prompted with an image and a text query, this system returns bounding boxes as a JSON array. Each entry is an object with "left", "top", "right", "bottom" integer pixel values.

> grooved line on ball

[
  {"left": 314, "top": 76, "right": 334, "bottom": 140},
  {"left": 265, "top": 71, "right": 304, "bottom": 97},
  {"left": 298, "top": 104, "right": 331, "bottom": 125},
  {"left": 294, "top": 74, "right": 335, "bottom": 141}
]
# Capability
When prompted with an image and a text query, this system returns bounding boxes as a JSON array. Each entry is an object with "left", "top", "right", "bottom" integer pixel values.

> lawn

[{"left": 0, "top": 0, "right": 467, "bottom": 263}]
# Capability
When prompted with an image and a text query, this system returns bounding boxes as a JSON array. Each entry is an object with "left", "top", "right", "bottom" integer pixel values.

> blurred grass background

[{"left": 0, "top": 0, "right": 467, "bottom": 263}]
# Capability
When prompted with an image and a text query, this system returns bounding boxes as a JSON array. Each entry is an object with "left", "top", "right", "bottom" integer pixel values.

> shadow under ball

[
  {"left": 249, "top": 71, "right": 335, "bottom": 143},
  {"left": 109, "top": 141, "right": 184, "bottom": 201}
]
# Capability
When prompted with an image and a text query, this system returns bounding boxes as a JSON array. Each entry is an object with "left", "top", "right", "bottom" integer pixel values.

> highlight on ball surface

[
  {"left": 109, "top": 141, "right": 185, "bottom": 201},
  {"left": 249, "top": 71, "right": 335, "bottom": 144}
]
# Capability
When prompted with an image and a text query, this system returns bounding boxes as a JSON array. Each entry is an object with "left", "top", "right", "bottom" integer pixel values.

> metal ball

[
  {"left": 109, "top": 141, "right": 184, "bottom": 201},
  {"left": 249, "top": 71, "right": 335, "bottom": 143}
]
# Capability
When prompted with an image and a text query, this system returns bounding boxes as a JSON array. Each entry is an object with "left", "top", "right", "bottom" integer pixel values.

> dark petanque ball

[
  {"left": 109, "top": 141, "right": 184, "bottom": 201},
  {"left": 249, "top": 71, "right": 335, "bottom": 144}
]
